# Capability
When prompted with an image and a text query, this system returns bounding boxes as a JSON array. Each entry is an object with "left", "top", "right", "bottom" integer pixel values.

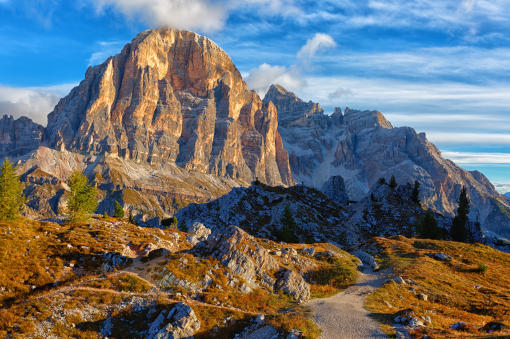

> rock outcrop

[
  {"left": 0, "top": 115, "right": 43, "bottom": 158},
  {"left": 44, "top": 28, "right": 292, "bottom": 187},
  {"left": 176, "top": 182, "right": 353, "bottom": 244},
  {"left": 263, "top": 84, "right": 510, "bottom": 238}
]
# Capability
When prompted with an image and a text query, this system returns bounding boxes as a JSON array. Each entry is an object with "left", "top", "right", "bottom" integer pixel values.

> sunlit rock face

[
  {"left": 44, "top": 28, "right": 293, "bottom": 187},
  {"left": 264, "top": 84, "right": 510, "bottom": 238}
]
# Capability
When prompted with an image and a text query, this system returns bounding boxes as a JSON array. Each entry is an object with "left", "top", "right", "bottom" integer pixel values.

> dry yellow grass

[{"left": 365, "top": 236, "right": 510, "bottom": 338}]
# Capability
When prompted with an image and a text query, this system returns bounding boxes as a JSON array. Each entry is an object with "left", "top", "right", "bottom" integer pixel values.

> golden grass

[{"left": 365, "top": 236, "right": 510, "bottom": 337}]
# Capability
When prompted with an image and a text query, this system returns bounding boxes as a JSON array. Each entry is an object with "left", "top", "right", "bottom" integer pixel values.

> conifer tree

[
  {"left": 418, "top": 211, "right": 441, "bottom": 239},
  {"left": 113, "top": 200, "right": 124, "bottom": 218},
  {"left": 389, "top": 175, "right": 398, "bottom": 189},
  {"left": 278, "top": 204, "right": 298, "bottom": 243},
  {"left": 412, "top": 180, "right": 421, "bottom": 205},
  {"left": 451, "top": 187, "right": 470, "bottom": 242},
  {"left": 66, "top": 170, "right": 97, "bottom": 222},
  {"left": 0, "top": 159, "right": 25, "bottom": 221}
]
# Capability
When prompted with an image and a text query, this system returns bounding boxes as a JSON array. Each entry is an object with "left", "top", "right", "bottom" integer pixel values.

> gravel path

[{"left": 307, "top": 268, "right": 388, "bottom": 339}]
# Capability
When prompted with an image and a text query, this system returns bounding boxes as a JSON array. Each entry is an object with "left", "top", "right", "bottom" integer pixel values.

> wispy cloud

[
  {"left": 92, "top": 0, "right": 228, "bottom": 32},
  {"left": 427, "top": 132, "right": 510, "bottom": 145},
  {"left": 443, "top": 151, "right": 510, "bottom": 164},
  {"left": 245, "top": 33, "right": 336, "bottom": 95},
  {"left": 0, "top": 83, "right": 76, "bottom": 125},
  {"left": 89, "top": 40, "right": 125, "bottom": 65}
]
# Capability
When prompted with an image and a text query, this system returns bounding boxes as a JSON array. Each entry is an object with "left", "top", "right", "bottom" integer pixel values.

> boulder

[
  {"left": 275, "top": 269, "right": 310, "bottom": 302},
  {"left": 147, "top": 302, "right": 201, "bottom": 339},
  {"left": 186, "top": 222, "right": 211, "bottom": 246}
]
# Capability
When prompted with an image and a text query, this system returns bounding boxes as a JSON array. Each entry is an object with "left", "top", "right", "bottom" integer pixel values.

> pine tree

[
  {"left": 66, "top": 171, "right": 97, "bottom": 222},
  {"left": 278, "top": 204, "right": 298, "bottom": 243},
  {"left": 450, "top": 187, "right": 470, "bottom": 242},
  {"left": 113, "top": 200, "right": 124, "bottom": 218},
  {"left": 419, "top": 211, "right": 441, "bottom": 239},
  {"left": 389, "top": 175, "right": 398, "bottom": 189},
  {"left": 412, "top": 180, "right": 421, "bottom": 205},
  {"left": 0, "top": 159, "right": 25, "bottom": 221}
]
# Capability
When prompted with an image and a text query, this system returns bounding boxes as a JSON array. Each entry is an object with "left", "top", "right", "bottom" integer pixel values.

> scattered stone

[
  {"left": 393, "top": 276, "right": 407, "bottom": 285},
  {"left": 286, "top": 329, "right": 302, "bottom": 339},
  {"left": 417, "top": 293, "right": 428, "bottom": 301},
  {"left": 450, "top": 322, "right": 467, "bottom": 331},
  {"left": 384, "top": 300, "right": 393, "bottom": 308},
  {"left": 429, "top": 252, "right": 451, "bottom": 261}
]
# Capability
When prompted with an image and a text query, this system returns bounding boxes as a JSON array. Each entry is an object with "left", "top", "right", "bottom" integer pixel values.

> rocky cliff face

[
  {"left": 0, "top": 115, "right": 43, "bottom": 158},
  {"left": 44, "top": 28, "right": 292, "bottom": 187},
  {"left": 263, "top": 85, "right": 510, "bottom": 238}
]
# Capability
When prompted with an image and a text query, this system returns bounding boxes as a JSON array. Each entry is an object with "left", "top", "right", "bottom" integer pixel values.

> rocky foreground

[
  {"left": 1, "top": 217, "right": 509, "bottom": 338},
  {"left": 0, "top": 217, "right": 359, "bottom": 338}
]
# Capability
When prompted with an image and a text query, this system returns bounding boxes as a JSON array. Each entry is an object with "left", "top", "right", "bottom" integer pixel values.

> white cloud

[
  {"left": 443, "top": 151, "right": 510, "bottom": 164},
  {"left": 244, "top": 64, "right": 304, "bottom": 97},
  {"left": 494, "top": 183, "right": 510, "bottom": 194},
  {"left": 328, "top": 87, "right": 354, "bottom": 99},
  {"left": 296, "top": 33, "right": 336, "bottom": 61},
  {"left": 427, "top": 132, "right": 510, "bottom": 145},
  {"left": 0, "top": 84, "right": 76, "bottom": 125},
  {"left": 245, "top": 33, "right": 336, "bottom": 96},
  {"left": 92, "top": 0, "right": 227, "bottom": 32}
]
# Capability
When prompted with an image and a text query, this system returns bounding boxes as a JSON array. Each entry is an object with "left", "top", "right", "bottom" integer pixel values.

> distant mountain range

[{"left": 1, "top": 27, "right": 509, "bottom": 240}]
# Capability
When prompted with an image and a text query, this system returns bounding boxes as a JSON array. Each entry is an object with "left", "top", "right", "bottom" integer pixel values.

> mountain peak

[{"left": 43, "top": 28, "right": 293, "bottom": 187}]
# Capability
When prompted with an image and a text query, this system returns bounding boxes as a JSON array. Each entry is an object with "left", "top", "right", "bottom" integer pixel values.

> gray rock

[
  {"left": 430, "top": 252, "right": 451, "bottom": 261},
  {"left": 352, "top": 250, "right": 379, "bottom": 270},
  {"left": 450, "top": 322, "right": 467, "bottom": 330},
  {"left": 186, "top": 222, "right": 211, "bottom": 246},
  {"left": 321, "top": 175, "right": 349, "bottom": 204},
  {"left": 393, "top": 276, "right": 407, "bottom": 285},
  {"left": 0, "top": 115, "right": 43, "bottom": 158},
  {"left": 275, "top": 269, "right": 310, "bottom": 302},
  {"left": 417, "top": 293, "right": 428, "bottom": 301},
  {"left": 147, "top": 302, "right": 201, "bottom": 339},
  {"left": 235, "top": 325, "right": 279, "bottom": 339}
]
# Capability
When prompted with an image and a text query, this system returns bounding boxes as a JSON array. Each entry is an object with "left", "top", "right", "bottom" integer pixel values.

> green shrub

[
  {"left": 478, "top": 263, "right": 488, "bottom": 275},
  {"left": 161, "top": 216, "right": 178, "bottom": 229}
]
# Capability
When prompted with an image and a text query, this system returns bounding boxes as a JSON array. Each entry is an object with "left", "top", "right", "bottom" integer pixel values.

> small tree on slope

[
  {"left": 66, "top": 170, "right": 98, "bottom": 222},
  {"left": 450, "top": 187, "right": 470, "bottom": 242},
  {"left": 113, "top": 200, "right": 124, "bottom": 218},
  {"left": 0, "top": 159, "right": 25, "bottom": 221},
  {"left": 278, "top": 204, "right": 298, "bottom": 243},
  {"left": 412, "top": 180, "right": 421, "bottom": 205},
  {"left": 389, "top": 175, "right": 398, "bottom": 189}
]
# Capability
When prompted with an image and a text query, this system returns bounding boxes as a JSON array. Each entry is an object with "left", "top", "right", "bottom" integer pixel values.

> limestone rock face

[
  {"left": 264, "top": 84, "right": 510, "bottom": 238},
  {"left": 44, "top": 28, "right": 292, "bottom": 187},
  {"left": 0, "top": 115, "right": 43, "bottom": 158}
]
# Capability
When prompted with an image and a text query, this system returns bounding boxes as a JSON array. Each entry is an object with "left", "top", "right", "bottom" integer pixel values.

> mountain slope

[{"left": 263, "top": 84, "right": 510, "bottom": 238}]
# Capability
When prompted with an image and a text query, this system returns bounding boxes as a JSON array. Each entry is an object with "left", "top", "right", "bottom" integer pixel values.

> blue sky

[{"left": 0, "top": 0, "right": 509, "bottom": 192}]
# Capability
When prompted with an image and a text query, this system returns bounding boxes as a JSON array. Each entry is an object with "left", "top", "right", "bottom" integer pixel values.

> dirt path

[{"left": 307, "top": 268, "right": 388, "bottom": 339}]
